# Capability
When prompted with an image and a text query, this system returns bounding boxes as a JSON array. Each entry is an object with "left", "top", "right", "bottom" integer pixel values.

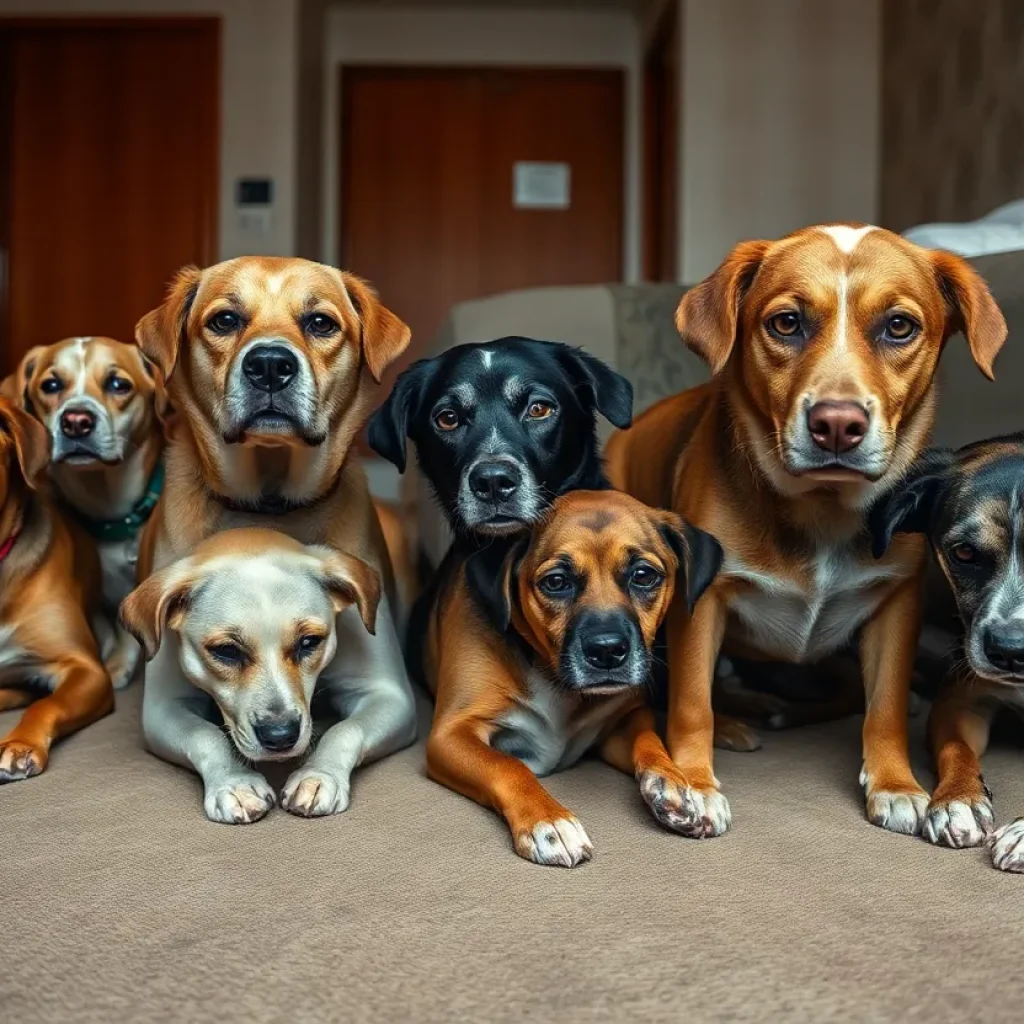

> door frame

[{"left": 0, "top": 15, "right": 221, "bottom": 367}]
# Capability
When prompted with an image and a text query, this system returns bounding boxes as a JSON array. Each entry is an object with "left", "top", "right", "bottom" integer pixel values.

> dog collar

[
  {"left": 70, "top": 461, "right": 165, "bottom": 543},
  {"left": 0, "top": 531, "right": 18, "bottom": 564}
]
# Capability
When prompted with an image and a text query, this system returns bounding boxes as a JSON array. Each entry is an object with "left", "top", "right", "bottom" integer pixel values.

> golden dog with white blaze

[{"left": 132, "top": 257, "right": 417, "bottom": 821}]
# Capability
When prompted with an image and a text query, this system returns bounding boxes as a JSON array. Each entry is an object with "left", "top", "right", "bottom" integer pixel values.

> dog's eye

[
  {"left": 950, "top": 543, "right": 978, "bottom": 564},
  {"left": 883, "top": 314, "right": 919, "bottom": 344},
  {"left": 105, "top": 375, "right": 133, "bottom": 395},
  {"left": 305, "top": 313, "right": 340, "bottom": 338},
  {"left": 434, "top": 409, "right": 461, "bottom": 431},
  {"left": 40, "top": 376, "right": 63, "bottom": 395},
  {"left": 207, "top": 311, "right": 241, "bottom": 335},
  {"left": 526, "top": 401, "right": 555, "bottom": 421},
  {"left": 296, "top": 634, "right": 324, "bottom": 658},
  {"left": 629, "top": 565, "right": 663, "bottom": 590},
  {"left": 767, "top": 312, "right": 802, "bottom": 338},
  {"left": 207, "top": 642, "right": 247, "bottom": 666},
  {"left": 539, "top": 572, "right": 573, "bottom": 598}
]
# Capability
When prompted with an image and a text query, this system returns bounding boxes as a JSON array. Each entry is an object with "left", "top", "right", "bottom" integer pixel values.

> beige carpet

[{"left": 2, "top": 686, "right": 1022, "bottom": 1023}]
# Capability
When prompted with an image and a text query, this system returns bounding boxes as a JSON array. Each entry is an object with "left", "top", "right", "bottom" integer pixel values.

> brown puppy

[
  {"left": 424, "top": 489, "right": 722, "bottom": 866},
  {"left": 0, "top": 397, "right": 113, "bottom": 782},
  {"left": 134, "top": 257, "right": 417, "bottom": 818},
  {"left": 607, "top": 224, "right": 1007, "bottom": 837}
]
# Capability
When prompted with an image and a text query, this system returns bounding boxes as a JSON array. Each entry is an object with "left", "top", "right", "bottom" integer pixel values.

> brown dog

[
  {"left": 0, "top": 397, "right": 113, "bottom": 782},
  {"left": 133, "top": 257, "right": 418, "bottom": 819},
  {"left": 424, "top": 489, "right": 722, "bottom": 865},
  {"left": 607, "top": 224, "right": 1007, "bottom": 837}
]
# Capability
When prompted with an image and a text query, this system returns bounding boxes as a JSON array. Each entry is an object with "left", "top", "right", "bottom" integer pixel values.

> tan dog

[
  {"left": 607, "top": 224, "right": 1007, "bottom": 838},
  {"left": 121, "top": 529, "right": 380, "bottom": 823},
  {"left": 0, "top": 397, "right": 113, "bottom": 782},
  {"left": 6, "top": 337, "right": 167, "bottom": 688},
  {"left": 134, "top": 257, "right": 417, "bottom": 817}
]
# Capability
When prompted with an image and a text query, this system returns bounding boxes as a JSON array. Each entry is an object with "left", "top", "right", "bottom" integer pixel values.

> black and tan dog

[
  {"left": 871, "top": 434, "right": 1024, "bottom": 869},
  {"left": 423, "top": 489, "right": 720, "bottom": 866}
]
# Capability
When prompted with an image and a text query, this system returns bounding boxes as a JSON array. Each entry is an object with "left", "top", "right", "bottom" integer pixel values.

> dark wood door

[
  {"left": 0, "top": 18, "right": 219, "bottom": 372},
  {"left": 340, "top": 66, "right": 625, "bottom": 384}
]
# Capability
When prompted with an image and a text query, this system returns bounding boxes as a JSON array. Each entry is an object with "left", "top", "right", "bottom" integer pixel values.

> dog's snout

[
  {"left": 983, "top": 626, "right": 1024, "bottom": 674},
  {"left": 252, "top": 714, "right": 302, "bottom": 752},
  {"left": 242, "top": 345, "right": 298, "bottom": 394},
  {"left": 581, "top": 630, "right": 630, "bottom": 671},
  {"left": 469, "top": 461, "right": 522, "bottom": 502},
  {"left": 806, "top": 401, "right": 868, "bottom": 455},
  {"left": 60, "top": 408, "right": 96, "bottom": 439}
]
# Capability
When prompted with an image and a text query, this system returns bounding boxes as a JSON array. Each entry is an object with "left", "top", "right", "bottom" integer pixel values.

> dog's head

[
  {"left": 0, "top": 396, "right": 50, "bottom": 513},
  {"left": 678, "top": 225, "right": 1006, "bottom": 505},
  {"left": 119, "top": 529, "right": 380, "bottom": 761},
  {"left": 136, "top": 258, "right": 409, "bottom": 450},
  {"left": 11, "top": 337, "right": 167, "bottom": 468},
  {"left": 367, "top": 338, "right": 632, "bottom": 535},
  {"left": 467, "top": 490, "right": 721, "bottom": 693},
  {"left": 872, "top": 436, "right": 1024, "bottom": 686}
]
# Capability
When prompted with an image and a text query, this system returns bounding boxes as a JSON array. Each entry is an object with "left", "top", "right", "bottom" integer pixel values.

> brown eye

[
  {"left": 40, "top": 376, "right": 64, "bottom": 395},
  {"left": 105, "top": 375, "right": 133, "bottom": 395},
  {"left": 207, "top": 642, "right": 247, "bottom": 666},
  {"left": 951, "top": 543, "right": 977, "bottom": 564},
  {"left": 305, "top": 313, "right": 339, "bottom": 338},
  {"left": 434, "top": 408, "right": 460, "bottom": 431},
  {"left": 526, "top": 401, "right": 554, "bottom": 420},
  {"left": 768, "top": 312, "right": 801, "bottom": 337},
  {"left": 884, "top": 314, "right": 918, "bottom": 343},
  {"left": 538, "top": 572, "right": 573, "bottom": 598},
  {"left": 207, "top": 311, "right": 241, "bottom": 335}
]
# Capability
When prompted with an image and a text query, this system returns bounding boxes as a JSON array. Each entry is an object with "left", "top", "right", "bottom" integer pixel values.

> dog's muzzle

[
  {"left": 51, "top": 400, "right": 123, "bottom": 465},
  {"left": 561, "top": 611, "right": 648, "bottom": 693},
  {"left": 784, "top": 398, "right": 887, "bottom": 479},
  {"left": 457, "top": 456, "right": 541, "bottom": 533}
]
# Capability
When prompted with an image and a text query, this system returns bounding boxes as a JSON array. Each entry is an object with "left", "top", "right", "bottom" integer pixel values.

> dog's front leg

[
  {"left": 142, "top": 641, "right": 274, "bottom": 824},
  {"left": 859, "top": 578, "right": 929, "bottom": 834}
]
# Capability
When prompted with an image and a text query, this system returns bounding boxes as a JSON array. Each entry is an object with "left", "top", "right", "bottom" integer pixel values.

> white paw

[
  {"left": 204, "top": 776, "right": 275, "bottom": 824},
  {"left": 281, "top": 768, "right": 350, "bottom": 818},
  {"left": 922, "top": 798, "right": 994, "bottom": 848},
  {"left": 639, "top": 772, "right": 731, "bottom": 838},
  {"left": 861, "top": 768, "right": 928, "bottom": 835},
  {"left": 514, "top": 818, "right": 592, "bottom": 867},
  {"left": 989, "top": 818, "right": 1024, "bottom": 873}
]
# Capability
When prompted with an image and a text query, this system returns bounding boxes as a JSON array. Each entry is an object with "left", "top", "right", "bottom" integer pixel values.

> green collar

[{"left": 69, "top": 461, "right": 165, "bottom": 543}]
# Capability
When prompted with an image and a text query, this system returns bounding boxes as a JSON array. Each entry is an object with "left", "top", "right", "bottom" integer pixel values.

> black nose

[
  {"left": 983, "top": 626, "right": 1024, "bottom": 673},
  {"left": 468, "top": 461, "right": 521, "bottom": 502},
  {"left": 252, "top": 715, "right": 302, "bottom": 752},
  {"left": 582, "top": 631, "right": 630, "bottom": 671},
  {"left": 61, "top": 408, "right": 96, "bottom": 438},
  {"left": 242, "top": 345, "right": 298, "bottom": 393}
]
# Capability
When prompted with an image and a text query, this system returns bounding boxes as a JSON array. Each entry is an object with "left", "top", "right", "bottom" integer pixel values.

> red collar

[{"left": 0, "top": 531, "right": 18, "bottom": 564}]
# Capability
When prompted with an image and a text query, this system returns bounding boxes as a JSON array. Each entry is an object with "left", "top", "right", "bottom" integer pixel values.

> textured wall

[{"left": 882, "top": 0, "right": 1024, "bottom": 231}]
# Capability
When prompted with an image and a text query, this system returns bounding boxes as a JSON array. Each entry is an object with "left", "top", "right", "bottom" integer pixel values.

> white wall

[
  {"left": 678, "top": 0, "right": 881, "bottom": 281},
  {"left": 323, "top": 3, "right": 642, "bottom": 281},
  {"left": 0, "top": 0, "right": 302, "bottom": 260}
]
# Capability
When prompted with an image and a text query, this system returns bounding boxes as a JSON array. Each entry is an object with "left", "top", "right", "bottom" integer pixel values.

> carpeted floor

[{"left": 3, "top": 686, "right": 1022, "bottom": 1023}]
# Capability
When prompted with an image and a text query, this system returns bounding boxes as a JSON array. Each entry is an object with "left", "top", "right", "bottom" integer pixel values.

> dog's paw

[
  {"left": 989, "top": 818, "right": 1024, "bottom": 873},
  {"left": 0, "top": 740, "right": 47, "bottom": 783},
  {"left": 514, "top": 818, "right": 592, "bottom": 867},
  {"left": 861, "top": 770, "right": 928, "bottom": 835},
  {"left": 107, "top": 652, "right": 139, "bottom": 691},
  {"left": 204, "top": 777, "right": 275, "bottom": 824},
  {"left": 922, "top": 797, "right": 994, "bottom": 848},
  {"left": 281, "top": 768, "right": 350, "bottom": 818},
  {"left": 713, "top": 717, "right": 761, "bottom": 752},
  {"left": 639, "top": 771, "right": 731, "bottom": 838}
]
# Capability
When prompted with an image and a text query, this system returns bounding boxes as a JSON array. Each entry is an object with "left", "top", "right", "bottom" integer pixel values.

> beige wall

[
  {"left": 322, "top": 3, "right": 642, "bottom": 281},
  {"left": 0, "top": 0, "right": 303, "bottom": 261}
]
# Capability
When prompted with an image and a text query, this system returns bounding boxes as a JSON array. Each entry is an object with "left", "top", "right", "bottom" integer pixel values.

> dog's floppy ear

[
  {"left": 656, "top": 511, "right": 724, "bottom": 614},
  {"left": 317, "top": 549, "right": 381, "bottom": 635},
  {"left": 135, "top": 266, "right": 203, "bottom": 381},
  {"left": 118, "top": 567, "right": 196, "bottom": 661},
  {"left": 0, "top": 398, "right": 51, "bottom": 487},
  {"left": 3, "top": 345, "right": 45, "bottom": 410},
  {"left": 557, "top": 346, "right": 633, "bottom": 429},
  {"left": 366, "top": 357, "right": 435, "bottom": 473},
  {"left": 930, "top": 250, "right": 1007, "bottom": 380},
  {"left": 868, "top": 449, "right": 955, "bottom": 558},
  {"left": 342, "top": 273, "right": 412, "bottom": 384},
  {"left": 676, "top": 240, "right": 771, "bottom": 376},
  {"left": 465, "top": 538, "right": 528, "bottom": 633},
  {"left": 131, "top": 347, "right": 172, "bottom": 424}
]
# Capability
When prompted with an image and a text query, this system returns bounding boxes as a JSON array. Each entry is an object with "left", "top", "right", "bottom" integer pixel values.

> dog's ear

[
  {"left": 118, "top": 567, "right": 196, "bottom": 661},
  {"left": 676, "top": 240, "right": 771, "bottom": 375},
  {"left": 0, "top": 398, "right": 51, "bottom": 487},
  {"left": 135, "top": 266, "right": 203, "bottom": 381},
  {"left": 929, "top": 250, "right": 1007, "bottom": 380},
  {"left": 366, "top": 357, "right": 435, "bottom": 473},
  {"left": 317, "top": 549, "right": 381, "bottom": 635},
  {"left": 557, "top": 346, "right": 633, "bottom": 429},
  {"left": 131, "top": 347, "right": 173, "bottom": 424},
  {"left": 868, "top": 449, "right": 955, "bottom": 558},
  {"left": 656, "top": 511, "right": 724, "bottom": 614},
  {"left": 3, "top": 345, "right": 45, "bottom": 410},
  {"left": 342, "top": 273, "right": 412, "bottom": 385},
  {"left": 465, "top": 538, "right": 528, "bottom": 633}
]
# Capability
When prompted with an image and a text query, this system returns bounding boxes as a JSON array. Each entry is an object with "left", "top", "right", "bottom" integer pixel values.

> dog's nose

[
  {"left": 252, "top": 714, "right": 302, "bottom": 752},
  {"left": 806, "top": 401, "right": 869, "bottom": 454},
  {"left": 582, "top": 631, "right": 630, "bottom": 671},
  {"left": 983, "top": 626, "right": 1024, "bottom": 673},
  {"left": 242, "top": 345, "right": 298, "bottom": 393},
  {"left": 60, "top": 408, "right": 96, "bottom": 439},
  {"left": 468, "top": 461, "right": 521, "bottom": 502}
]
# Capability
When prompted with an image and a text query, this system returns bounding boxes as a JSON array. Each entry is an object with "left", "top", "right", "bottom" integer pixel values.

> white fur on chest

[{"left": 726, "top": 548, "right": 902, "bottom": 663}]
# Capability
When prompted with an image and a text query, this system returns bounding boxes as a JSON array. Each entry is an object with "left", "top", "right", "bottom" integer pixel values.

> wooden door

[
  {"left": 0, "top": 18, "right": 219, "bottom": 372},
  {"left": 340, "top": 66, "right": 625, "bottom": 384}
]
